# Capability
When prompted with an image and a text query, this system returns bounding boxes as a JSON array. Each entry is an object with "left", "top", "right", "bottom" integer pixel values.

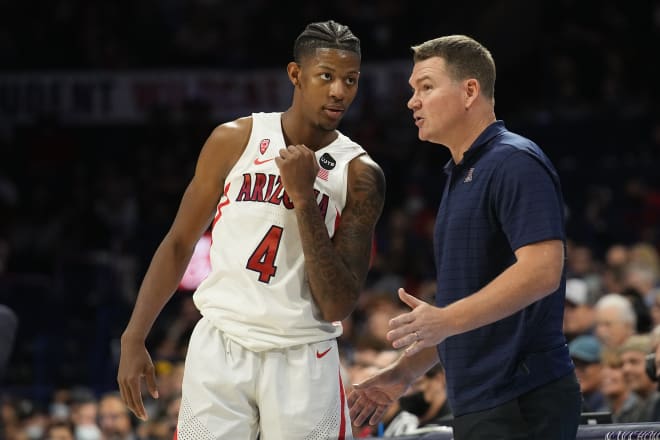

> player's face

[
  {"left": 296, "top": 48, "right": 360, "bottom": 131},
  {"left": 407, "top": 57, "right": 465, "bottom": 144}
]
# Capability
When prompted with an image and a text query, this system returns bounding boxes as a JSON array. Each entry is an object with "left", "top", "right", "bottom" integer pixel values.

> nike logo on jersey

[
  {"left": 316, "top": 347, "right": 332, "bottom": 359},
  {"left": 254, "top": 157, "right": 276, "bottom": 165}
]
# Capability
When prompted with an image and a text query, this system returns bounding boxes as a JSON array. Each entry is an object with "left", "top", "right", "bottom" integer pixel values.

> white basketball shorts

[{"left": 175, "top": 316, "right": 352, "bottom": 440}]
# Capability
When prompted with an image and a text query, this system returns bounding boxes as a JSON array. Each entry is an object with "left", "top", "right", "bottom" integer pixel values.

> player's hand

[
  {"left": 275, "top": 144, "right": 319, "bottom": 204},
  {"left": 348, "top": 366, "right": 411, "bottom": 426},
  {"left": 117, "top": 338, "right": 159, "bottom": 420},
  {"left": 387, "top": 288, "right": 449, "bottom": 357}
]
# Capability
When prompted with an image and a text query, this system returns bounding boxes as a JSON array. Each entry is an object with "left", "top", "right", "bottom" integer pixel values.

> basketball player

[
  {"left": 117, "top": 20, "right": 385, "bottom": 439},
  {"left": 348, "top": 35, "right": 581, "bottom": 440}
]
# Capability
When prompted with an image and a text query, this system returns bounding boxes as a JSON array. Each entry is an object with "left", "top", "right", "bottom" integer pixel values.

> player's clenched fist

[{"left": 275, "top": 144, "right": 319, "bottom": 204}]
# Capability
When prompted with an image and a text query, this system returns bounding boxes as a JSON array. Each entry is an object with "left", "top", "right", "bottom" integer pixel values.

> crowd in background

[{"left": 1, "top": 0, "right": 659, "bottom": 438}]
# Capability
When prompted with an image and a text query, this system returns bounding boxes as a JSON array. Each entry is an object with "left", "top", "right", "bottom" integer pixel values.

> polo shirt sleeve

[{"left": 491, "top": 150, "right": 565, "bottom": 251}]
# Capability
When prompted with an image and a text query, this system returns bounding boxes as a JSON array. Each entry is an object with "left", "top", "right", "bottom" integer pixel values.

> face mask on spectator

[
  {"left": 49, "top": 402, "right": 70, "bottom": 420},
  {"left": 398, "top": 391, "right": 430, "bottom": 417},
  {"left": 25, "top": 424, "right": 43, "bottom": 440},
  {"left": 76, "top": 424, "right": 102, "bottom": 440}
]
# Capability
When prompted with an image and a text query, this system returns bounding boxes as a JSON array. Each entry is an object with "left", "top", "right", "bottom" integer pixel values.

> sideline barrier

[{"left": 363, "top": 423, "right": 660, "bottom": 439}]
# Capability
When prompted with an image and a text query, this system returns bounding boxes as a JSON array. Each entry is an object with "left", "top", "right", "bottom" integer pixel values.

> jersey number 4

[{"left": 246, "top": 225, "right": 283, "bottom": 283}]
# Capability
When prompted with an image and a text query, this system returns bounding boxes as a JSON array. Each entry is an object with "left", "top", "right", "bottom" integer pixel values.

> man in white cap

[{"left": 563, "top": 278, "right": 596, "bottom": 342}]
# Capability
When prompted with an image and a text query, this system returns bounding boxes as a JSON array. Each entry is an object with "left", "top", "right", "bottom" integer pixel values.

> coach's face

[
  {"left": 407, "top": 56, "right": 466, "bottom": 145},
  {"left": 289, "top": 48, "right": 360, "bottom": 131}
]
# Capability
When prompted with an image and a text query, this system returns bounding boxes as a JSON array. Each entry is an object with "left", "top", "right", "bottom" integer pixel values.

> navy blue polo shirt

[{"left": 434, "top": 120, "right": 573, "bottom": 416}]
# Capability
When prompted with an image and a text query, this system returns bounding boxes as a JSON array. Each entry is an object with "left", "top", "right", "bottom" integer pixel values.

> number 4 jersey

[{"left": 193, "top": 112, "right": 366, "bottom": 351}]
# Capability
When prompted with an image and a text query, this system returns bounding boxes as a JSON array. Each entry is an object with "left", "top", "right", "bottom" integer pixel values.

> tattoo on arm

[{"left": 295, "top": 159, "right": 385, "bottom": 320}]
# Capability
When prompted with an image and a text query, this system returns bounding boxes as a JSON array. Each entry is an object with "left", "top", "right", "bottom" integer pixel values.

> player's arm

[
  {"left": 117, "top": 117, "right": 251, "bottom": 420},
  {"left": 322, "top": 155, "right": 385, "bottom": 320}
]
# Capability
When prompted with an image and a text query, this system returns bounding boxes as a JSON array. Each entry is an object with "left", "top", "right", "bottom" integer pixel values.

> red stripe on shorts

[
  {"left": 173, "top": 427, "right": 177, "bottom": 440},
  {"left": 338, "top": 371, "right": 347, "bottom": 440}
]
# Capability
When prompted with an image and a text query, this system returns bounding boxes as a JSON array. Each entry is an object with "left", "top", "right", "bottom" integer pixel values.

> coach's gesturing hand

[{"left": 387, "top": 288, "right": 451, "bottom": 357}]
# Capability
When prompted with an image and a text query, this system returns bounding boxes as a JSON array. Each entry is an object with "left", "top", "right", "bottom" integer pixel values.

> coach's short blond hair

[{"left": 411, "top": 35, "right": 496, "bottom": 100}]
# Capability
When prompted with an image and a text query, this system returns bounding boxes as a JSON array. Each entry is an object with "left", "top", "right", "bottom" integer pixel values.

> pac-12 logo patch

[
  {"left": 319, "top": 153, "right": 336, "bottom": 170},
  {"left": 259, "top": 139, "right": 270, "bottom": 155}
]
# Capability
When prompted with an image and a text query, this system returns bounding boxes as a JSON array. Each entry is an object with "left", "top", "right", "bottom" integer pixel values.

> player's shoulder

[
  {"left": 347, "top": 153, "right": 386, "bottom": 197},
  {"left": 209, "top": 116, "right": 253, "bottom": 145},
  {"left": 350, "top": 153, "right": 382, "bottom": 174}
]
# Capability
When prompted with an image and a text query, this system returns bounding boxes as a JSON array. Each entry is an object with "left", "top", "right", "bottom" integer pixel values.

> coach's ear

[
  {"left": 287, "top": 62, "right": 301, "bottom": 87},
  {"left": 464, "top": 78, "right": 480, "bottom": 109}
]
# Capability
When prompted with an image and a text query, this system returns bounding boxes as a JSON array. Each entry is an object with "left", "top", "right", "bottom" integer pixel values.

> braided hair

[{"left": 293, "top": 20, "right": 361, "bottom": 62}]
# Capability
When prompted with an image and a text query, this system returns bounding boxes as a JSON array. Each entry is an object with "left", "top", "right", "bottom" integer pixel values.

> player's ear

[{"left": 287, "top": 62, "right": 301, "bottom": 87}]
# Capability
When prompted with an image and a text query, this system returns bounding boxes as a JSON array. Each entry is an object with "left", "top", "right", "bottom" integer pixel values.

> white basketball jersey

[{"left": 193, "top": 112, "right": 366, "bottom": 351}]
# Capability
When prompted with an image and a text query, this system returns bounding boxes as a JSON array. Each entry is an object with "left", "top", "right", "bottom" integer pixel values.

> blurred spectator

[
  {"left": 98, "top": 393, "right": 137, "bottom": 440},
  {"left": 624, "top": 262, "right": 660, "bottom": 308},
  {"left": 415, "top": 364, "right": 453, "bottom": 428},
  {"left": 620, "top": 287, "right": 653, "bottom": 334},
  {"left": 620, "top": 334, "right": 660, "bottom": 422},
  {"left": 566, "top": 243, "right": 605, "bottom": 303},
  {"left": 595, "top": 294, "right": 636, "bottom": 350},
  {"left": 629, "top": 243, "right": 660, "bottom": 277},
  {"left": 563, "top": 278, "right": 596, "bottom": 342},
  {"left": 357, "top": 292, "right": 410, "bottom": 351},
  {"left": 600, "top": 348, "right": 642, "bottom": 423},
  {"left": 606, "top": 244, "right": 630, "bottom": 269},
  {"left": 69, "top": 391, "right": 101, "bottom": 440},
  {"left": 42, "top": 420, "right": 75, "bottom": 440},
  {"left": 21, "top": 406, "right": 49, "bottom": 440},
  {"left": 569, "top": 335, "right": 606, "bottom": 412}
]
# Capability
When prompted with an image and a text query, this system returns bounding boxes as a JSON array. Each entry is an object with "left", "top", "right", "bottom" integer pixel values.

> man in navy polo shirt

[{"left": 348, "top": 35, "right": 582, "bottom": 439}]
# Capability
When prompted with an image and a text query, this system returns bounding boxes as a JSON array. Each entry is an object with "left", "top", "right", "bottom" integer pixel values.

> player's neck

[{"left": 281, "top": 109, "right": 338, "bottom": 150}]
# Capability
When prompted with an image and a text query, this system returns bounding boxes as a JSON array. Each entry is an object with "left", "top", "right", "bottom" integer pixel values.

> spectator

[
  {"left": 620, "top": 334, "right": 660, "bottom": 422},
  {"left": 600, "top": 348, "right": 642, "bottom": 423},
  {"left": 595, "top": 294, "right": 636, "bottom": 350},
  {"left": 98, "top": 393, "right": 137, "bottom": 440},
  {"left": 605, "top": 244, "right": 630, "bottom": 269},
  {"left": 625, "top": 263, "right": 660, "bottom": 308},
  {"left": 415, "top": 363, "right": 452, "bottom": 427},
  {"left": 620, "top": 287, "right": 653, "bottom": 333},
  {"left": 42, "top": 420, "right": 75, "bottom": 440},
  {"left": 569, "top": 335, "right": 606, "bottom": 412},
  {"left": 563, "top": 278, "right": 596, "bottom": 341},
  {"left": 69, "top": 393, "right": 101, "bottom": 440}
]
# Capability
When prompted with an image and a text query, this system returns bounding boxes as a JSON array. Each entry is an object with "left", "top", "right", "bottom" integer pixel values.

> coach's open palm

[
  {"left": 387, "top": 288, "right": 449, "bottom": 357},
  {"left": 117, "top": 340, "right": 159, "bottom": 421},
  {"left": 348, "top": 366, "right": 411, "bottom": 427}
]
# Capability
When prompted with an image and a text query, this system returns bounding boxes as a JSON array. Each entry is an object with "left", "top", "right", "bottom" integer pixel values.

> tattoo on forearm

[{"left": 296, "top": 163, "right": 385, "bottom": 318}]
